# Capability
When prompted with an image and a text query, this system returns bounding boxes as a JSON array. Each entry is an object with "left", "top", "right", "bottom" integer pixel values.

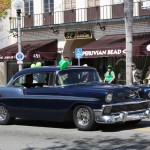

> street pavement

[{"left": 0, "top": 119, "right": 150, "bottom": 150}]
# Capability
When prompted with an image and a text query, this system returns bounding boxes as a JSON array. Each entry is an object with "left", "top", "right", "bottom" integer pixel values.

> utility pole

[{"left": 124, "top": 0, "right": 133, "bottom": 85}]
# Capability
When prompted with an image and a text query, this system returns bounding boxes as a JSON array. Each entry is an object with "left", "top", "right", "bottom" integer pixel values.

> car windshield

[{"left": 56, "top": 69, "right": 102, "bottom": 85}]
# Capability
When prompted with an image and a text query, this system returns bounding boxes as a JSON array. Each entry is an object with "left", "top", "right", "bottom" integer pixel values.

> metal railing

[{"left": 10, "top": 1, "right": 150, "bottom": 30}]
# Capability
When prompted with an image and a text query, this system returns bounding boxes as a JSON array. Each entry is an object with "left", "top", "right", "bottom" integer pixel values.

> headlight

[
  {"left": 105, "top": 93, "right": 113, "bottom": 103},
  {"left": 147, "top": 91, "right": 150, "bottom": 99}
]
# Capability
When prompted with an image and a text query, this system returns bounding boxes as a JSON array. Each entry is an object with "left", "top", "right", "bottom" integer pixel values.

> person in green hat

[{"left": 104, "top": 65, "right": 115, "bottom": 83}]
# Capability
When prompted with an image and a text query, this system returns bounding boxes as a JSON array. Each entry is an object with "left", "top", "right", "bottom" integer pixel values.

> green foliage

[{"left": 0, "top": 0, "right": 11, "bottom": 19}]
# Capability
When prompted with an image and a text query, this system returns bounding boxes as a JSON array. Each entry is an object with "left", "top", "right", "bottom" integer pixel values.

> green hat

[
  {"left": 107, "top": 65, "right": 112, "bottom": 69},
  {"left": 58, "top": 59, "right": 70, "bottom": 70}
]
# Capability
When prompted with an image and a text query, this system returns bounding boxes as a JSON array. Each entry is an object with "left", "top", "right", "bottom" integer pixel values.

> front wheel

[
  {"left": 73, "top": 105, "right": 96, "bottom": 131},
  {"left": 0, "top": 105, "right": 14, "bottom": 125}
]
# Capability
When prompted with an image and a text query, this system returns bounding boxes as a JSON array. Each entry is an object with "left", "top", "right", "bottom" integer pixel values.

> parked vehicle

[{"left": 0, "top": 66, "right": 150, "bottom": 131}]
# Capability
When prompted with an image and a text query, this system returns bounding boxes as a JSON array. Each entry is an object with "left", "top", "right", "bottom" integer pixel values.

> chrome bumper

[{"left": 94, "top": 109, "right": 150, "bottom": 124}]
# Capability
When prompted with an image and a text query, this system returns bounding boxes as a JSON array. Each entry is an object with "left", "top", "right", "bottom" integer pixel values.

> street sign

[
  {"left": 75, "top": 48, "right": 82, "bottom": 59},
  {"left": 15, "top": 52, "right": 24, "bottom": 61},
  {"left": 75, "top": 48, "right": 82, "bottom": 66},
  {"left": 17, "top": 60, "right": 23, "bottom": 65}
]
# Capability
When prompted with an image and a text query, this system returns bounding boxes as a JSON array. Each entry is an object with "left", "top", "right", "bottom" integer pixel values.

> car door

[
  {"left": 22, "top": 72, "right": 59, "bottom": 121},
  {"left": 9, "top": 75, "right": 27, "bottom": 118}
]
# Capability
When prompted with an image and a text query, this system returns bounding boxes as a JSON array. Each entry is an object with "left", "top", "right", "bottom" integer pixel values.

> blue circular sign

[{"left": 15, "top": 52, "right": 24, "bottom": 61}]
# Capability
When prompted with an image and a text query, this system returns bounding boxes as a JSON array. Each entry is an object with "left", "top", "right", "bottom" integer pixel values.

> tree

[{"left": 0, "top": 0, "right": 11, "bottom": 19}]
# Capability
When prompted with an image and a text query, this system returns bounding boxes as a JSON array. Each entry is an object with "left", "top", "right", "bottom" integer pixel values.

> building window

[
  {"left": 112, "top": 0, "right": 124, "bottom": 4},
  {"left": 88, "top": 0, "right": 99, "bottom": 7},
  {"left": 141, "top": 0, "right": 150, "bottom": 9},
  {"left": 65, "top": 0, "right": 76, "bottom": 10},
  {"left": 24, "top": 0, "right": 34, "bottom": 15},
  {"left": 44, "top": 0, "right": 54, "bottom": 13}
]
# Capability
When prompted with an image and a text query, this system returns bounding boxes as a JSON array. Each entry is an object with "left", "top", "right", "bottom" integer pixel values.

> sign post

[{"left": 75, "top": 48, "right": 82, "bottom": 66}]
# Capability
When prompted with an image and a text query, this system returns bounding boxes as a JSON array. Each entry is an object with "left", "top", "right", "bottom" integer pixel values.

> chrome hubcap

[
  {"left": 0, "top": 106, "right": 7, "bottom": 121},
  {"left": 77, "top": 108, "right": 90, "bottom": 126}
]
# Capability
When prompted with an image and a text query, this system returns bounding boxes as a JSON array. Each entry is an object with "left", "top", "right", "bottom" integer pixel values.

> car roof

[{"left": 13, "top": 66, "right": 96, "bottom": 78}]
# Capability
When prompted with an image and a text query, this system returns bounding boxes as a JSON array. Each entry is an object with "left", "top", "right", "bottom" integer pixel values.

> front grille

[{"left": 111, "top": 102, "right": 148, "bottom": 113}]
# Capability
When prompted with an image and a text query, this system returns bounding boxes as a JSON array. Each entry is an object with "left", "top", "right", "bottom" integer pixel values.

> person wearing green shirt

[{"left": 104, "top": 65, "right": 115, "bottom": 83}]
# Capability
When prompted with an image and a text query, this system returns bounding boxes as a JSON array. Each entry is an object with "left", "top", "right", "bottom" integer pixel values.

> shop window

[
  {"left": 43, "top": 0, "right": 54, "bottom": 13},
  {"left": 7, "top": 62, "right": 18, "bottom": 82},
  {"left": 24, "top": 0, "right": 34, "bottom": 15}
]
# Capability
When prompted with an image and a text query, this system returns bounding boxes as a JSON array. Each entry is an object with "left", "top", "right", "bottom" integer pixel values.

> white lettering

[
  {"left": 123, "top": 49, "right": 126, "bottom": 54},
  {"left": 118, "top": 49, "right": 121, "bottom": 54},
  {"left": 0, "top": 56, "right": 3, "bottom": 59},
  {"left": 33, "top": 54, "right": 41, "bottom": 58},
  {"left": 82, "top": 49, "right": 124, "bottom": 57}
]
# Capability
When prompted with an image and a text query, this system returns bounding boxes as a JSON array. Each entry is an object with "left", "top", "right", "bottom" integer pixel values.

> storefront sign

[
  {"left": 0, "top": 53, "right": 41, "bottom": 60},
  {"left": 82, "top": 49, "right": 126, "bottom": 57},
  {"left": 0, "top": 55, "right": 16, "bottom": 60},
  {"left": 64, "top": 30, "right": 92, "bottom": 40}
]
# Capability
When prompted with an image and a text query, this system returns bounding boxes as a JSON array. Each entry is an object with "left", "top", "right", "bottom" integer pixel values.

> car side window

[
  {"left": 32, "top": 72, "right": 54, "bottom": 87},
  {"left": 12, "top": 72, "right": 55, "bottom": 88},
  {"left": 56, "top": 73, "right": 68, "bottom": 85},
  {"left": 44, "top": 72, "right": 55, "bottom": 86},
  {"left": 56, "top": 69, "right": 101, "bottom": 85},
  {"left": 13, "top": 75, "right": 26, "bottom": 88}
]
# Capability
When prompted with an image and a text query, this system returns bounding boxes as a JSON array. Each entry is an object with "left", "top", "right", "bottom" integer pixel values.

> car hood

[
  {"left": 62, "top": 82, "right": 140, "bottom": 103},
  {"left": 71, "top": 82, "right": 139, "bottom": 93}
]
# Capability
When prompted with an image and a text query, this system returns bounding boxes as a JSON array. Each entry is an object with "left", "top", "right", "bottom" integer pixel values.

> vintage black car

[
  {"left": 136, "top": 85, "right": 150, "bottom": 100},
  {"left": 0, "top": 66, "right": 150, "bottom": 131}
]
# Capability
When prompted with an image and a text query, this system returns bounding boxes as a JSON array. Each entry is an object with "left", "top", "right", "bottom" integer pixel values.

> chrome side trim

[{"left": 102, "top": 100, "right": 150, "bottom": 108}]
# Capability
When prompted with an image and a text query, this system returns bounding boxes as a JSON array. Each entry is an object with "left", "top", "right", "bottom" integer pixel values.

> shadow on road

[
  {"left": 13, "top": 119, "right": 150, "bottom": 132},
  {"left": 10, "top": 120, "right": 150, "bottom": 150},
  {"left": 97, "top": 120, "right": 150, "bottom": 132},
  {"left": 14, "top": 119, "right": 76, "bottom": 129},
  {"left": 20, "top": 133, "right": 150, "bottom": 150}
]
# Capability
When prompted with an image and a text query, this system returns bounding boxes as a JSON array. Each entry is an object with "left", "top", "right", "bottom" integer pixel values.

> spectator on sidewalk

[
  {"left": 132, "top": 63, "right": 142, "bottom": 85},
  {"left": 145, "top": 65, "right": 150, "bottom": 84},
  {"left": 142, "top": 79, "right": 149, "bottom": 85},
  {"left": 104, "top": 65, "right": 115, "bottom": 83}
]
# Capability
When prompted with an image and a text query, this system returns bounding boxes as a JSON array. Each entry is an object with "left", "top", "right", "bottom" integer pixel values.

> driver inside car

[
  {"left": 22, "top": 74, "right": 34, "bottom": 88},
  {"left": 64, "top": 73, "right": 79, "bottom": 84}
]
